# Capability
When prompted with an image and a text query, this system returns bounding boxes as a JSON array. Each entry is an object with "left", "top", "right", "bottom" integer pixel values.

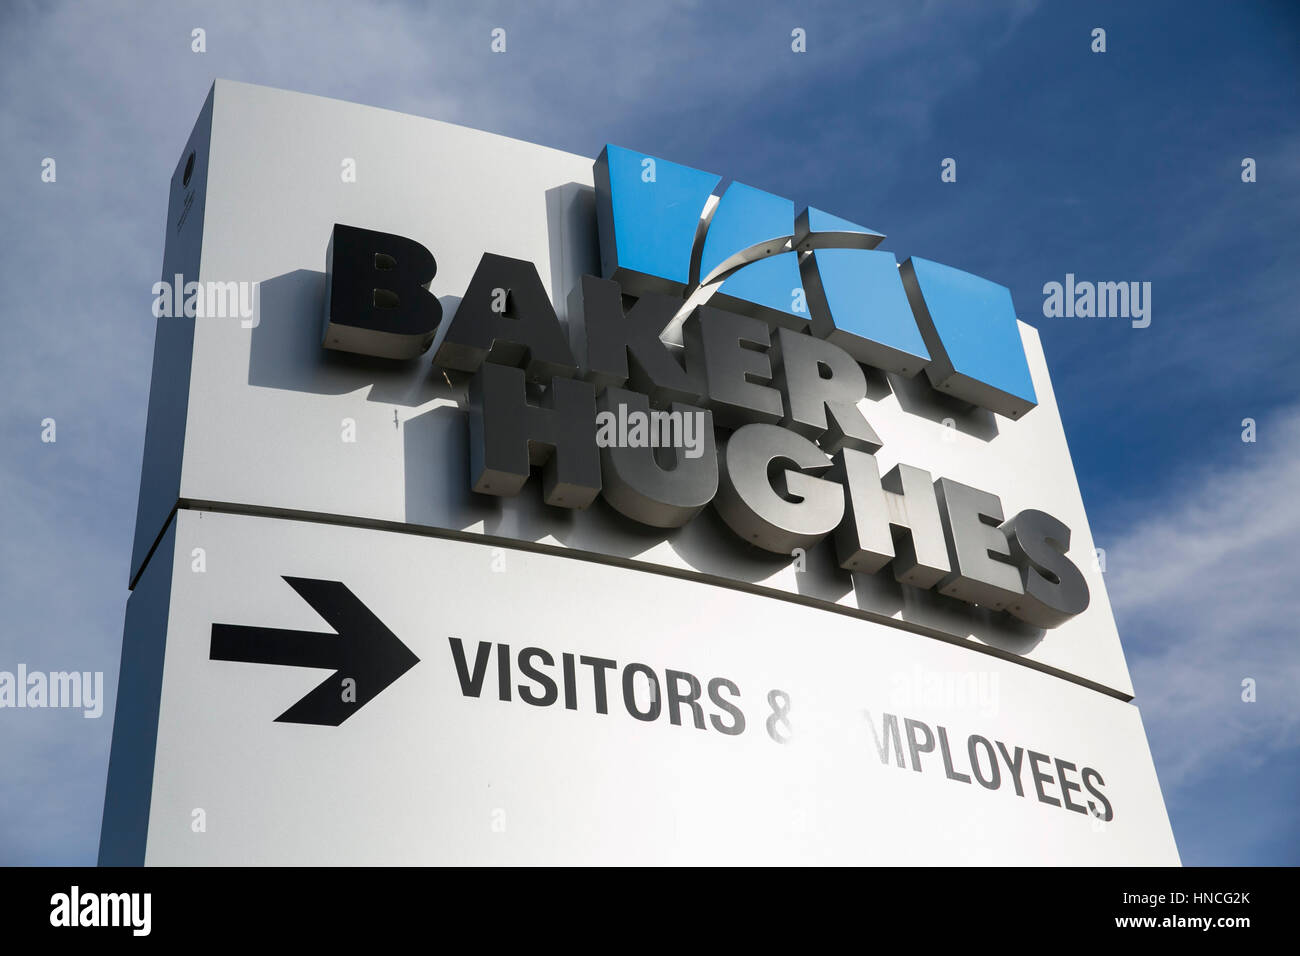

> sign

[
  {"left": 109, "top": 510, "right": 1177, "bottom": 865},
  {"left": 319, "top": 214, "right": 1091, "bottom": 630},
  {"left": 100, "top": 80, "right": 1178, "bottom": 865}
]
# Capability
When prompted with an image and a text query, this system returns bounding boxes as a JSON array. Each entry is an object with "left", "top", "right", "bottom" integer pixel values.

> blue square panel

[
  {"left": 594, "top": 145, "right": 719, "bottom": 296},
  {"left": 700, "top": 182, "right": 804, "bottom": 327},
  {"left": 900, "top": 256, "right": 1037, "bottom": 419},
  {"left": 700, "top": 182, "right": 794, "bottom": 280},
  {"left": 794, "top": 207, "right": 885, "bottom": 251},
  {"left": 712, "top": 252, "right": 808, "bottom": 329},
  {"left": 802, "top": 248, "right": 931, "bottom": 375}
]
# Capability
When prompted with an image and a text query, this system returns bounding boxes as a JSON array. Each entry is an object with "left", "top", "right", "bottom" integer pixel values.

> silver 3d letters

[{"left": 322, "top": 221, "right": 1090, "bottom": 631}]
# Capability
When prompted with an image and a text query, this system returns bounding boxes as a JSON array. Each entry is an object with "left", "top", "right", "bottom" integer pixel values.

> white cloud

[{"left": 1104, "top": 405, "right": 1300, "bottom": 788}]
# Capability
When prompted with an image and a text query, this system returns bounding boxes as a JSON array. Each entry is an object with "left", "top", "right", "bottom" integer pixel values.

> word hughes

[{"left": 319, "top": 224, "right": 1090, "bottom": 629}]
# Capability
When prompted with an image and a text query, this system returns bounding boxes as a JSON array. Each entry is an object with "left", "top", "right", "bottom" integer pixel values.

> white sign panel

[{"left": 109, "top": 511, "right": 1177, "bottom": 865}]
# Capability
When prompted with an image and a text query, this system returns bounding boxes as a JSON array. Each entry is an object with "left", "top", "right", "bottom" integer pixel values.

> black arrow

[{"left": 209, "top": 577, "right": 419, "bottom": 726}]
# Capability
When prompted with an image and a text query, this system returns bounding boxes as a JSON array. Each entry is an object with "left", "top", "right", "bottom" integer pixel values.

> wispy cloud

[{"left": 1101, "top": 404, "right": 1300, "bottom": 859}]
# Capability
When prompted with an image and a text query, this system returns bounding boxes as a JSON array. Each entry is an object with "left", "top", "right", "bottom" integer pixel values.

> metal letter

[
  {"left": 433, "top": 253, "right": 577, "bottom": 383},
  {"left": 323, "top": 223, "right": 442, "bottom": 359},
  {"left": 597, "top": 388, "right": 717, "bottom": 528},
  {"left": 683, "top": 306, "right": 784, "bottom": 429},
  {"left": 1001, "top": 509, "right": 1090, "bottom": 627},
  {"left": 833, "top": 450, "right": 950, "bottom": 587},
  {"left": 772, "top": 327, "right": 882, "bottom": 453},
  {"left": 934, "top": 478, "right": 1024, "bottom": 610},
  {"left": 714, "top": 424, "right": 844, "bottom": 554},
  {"left": 468, "top": 362, "right": 600, "bottom": 508},
  {"left": 568, "top": 275, "right": 702, "bottom": 403}
]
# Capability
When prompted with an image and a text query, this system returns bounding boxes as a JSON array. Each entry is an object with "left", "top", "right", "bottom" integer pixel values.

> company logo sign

[
  {"left": 317, "top": 145, "right": 1090, "bottom": 633},
  {"left": 595, "top": 145, "right": 1037, "bottom": 420}
]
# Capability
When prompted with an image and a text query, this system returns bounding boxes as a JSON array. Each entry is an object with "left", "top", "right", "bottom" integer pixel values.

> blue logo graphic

[{"left": 593, "top": 144, "right": 1037, "bottom": 419}]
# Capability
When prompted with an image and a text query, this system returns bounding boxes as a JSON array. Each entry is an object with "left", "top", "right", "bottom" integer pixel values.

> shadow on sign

[{"left": 248, "top": 268, "right": 457, "bottom": 408}]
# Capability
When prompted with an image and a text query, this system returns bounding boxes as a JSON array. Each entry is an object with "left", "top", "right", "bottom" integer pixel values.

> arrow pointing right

[{"left": 210, "top": 577, "right": 419, "bottom": 726}]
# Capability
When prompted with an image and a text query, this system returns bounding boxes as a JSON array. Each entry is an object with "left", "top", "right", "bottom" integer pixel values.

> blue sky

[{"left": 1, "top": 0, "right": 1297, "bottom": 865}]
